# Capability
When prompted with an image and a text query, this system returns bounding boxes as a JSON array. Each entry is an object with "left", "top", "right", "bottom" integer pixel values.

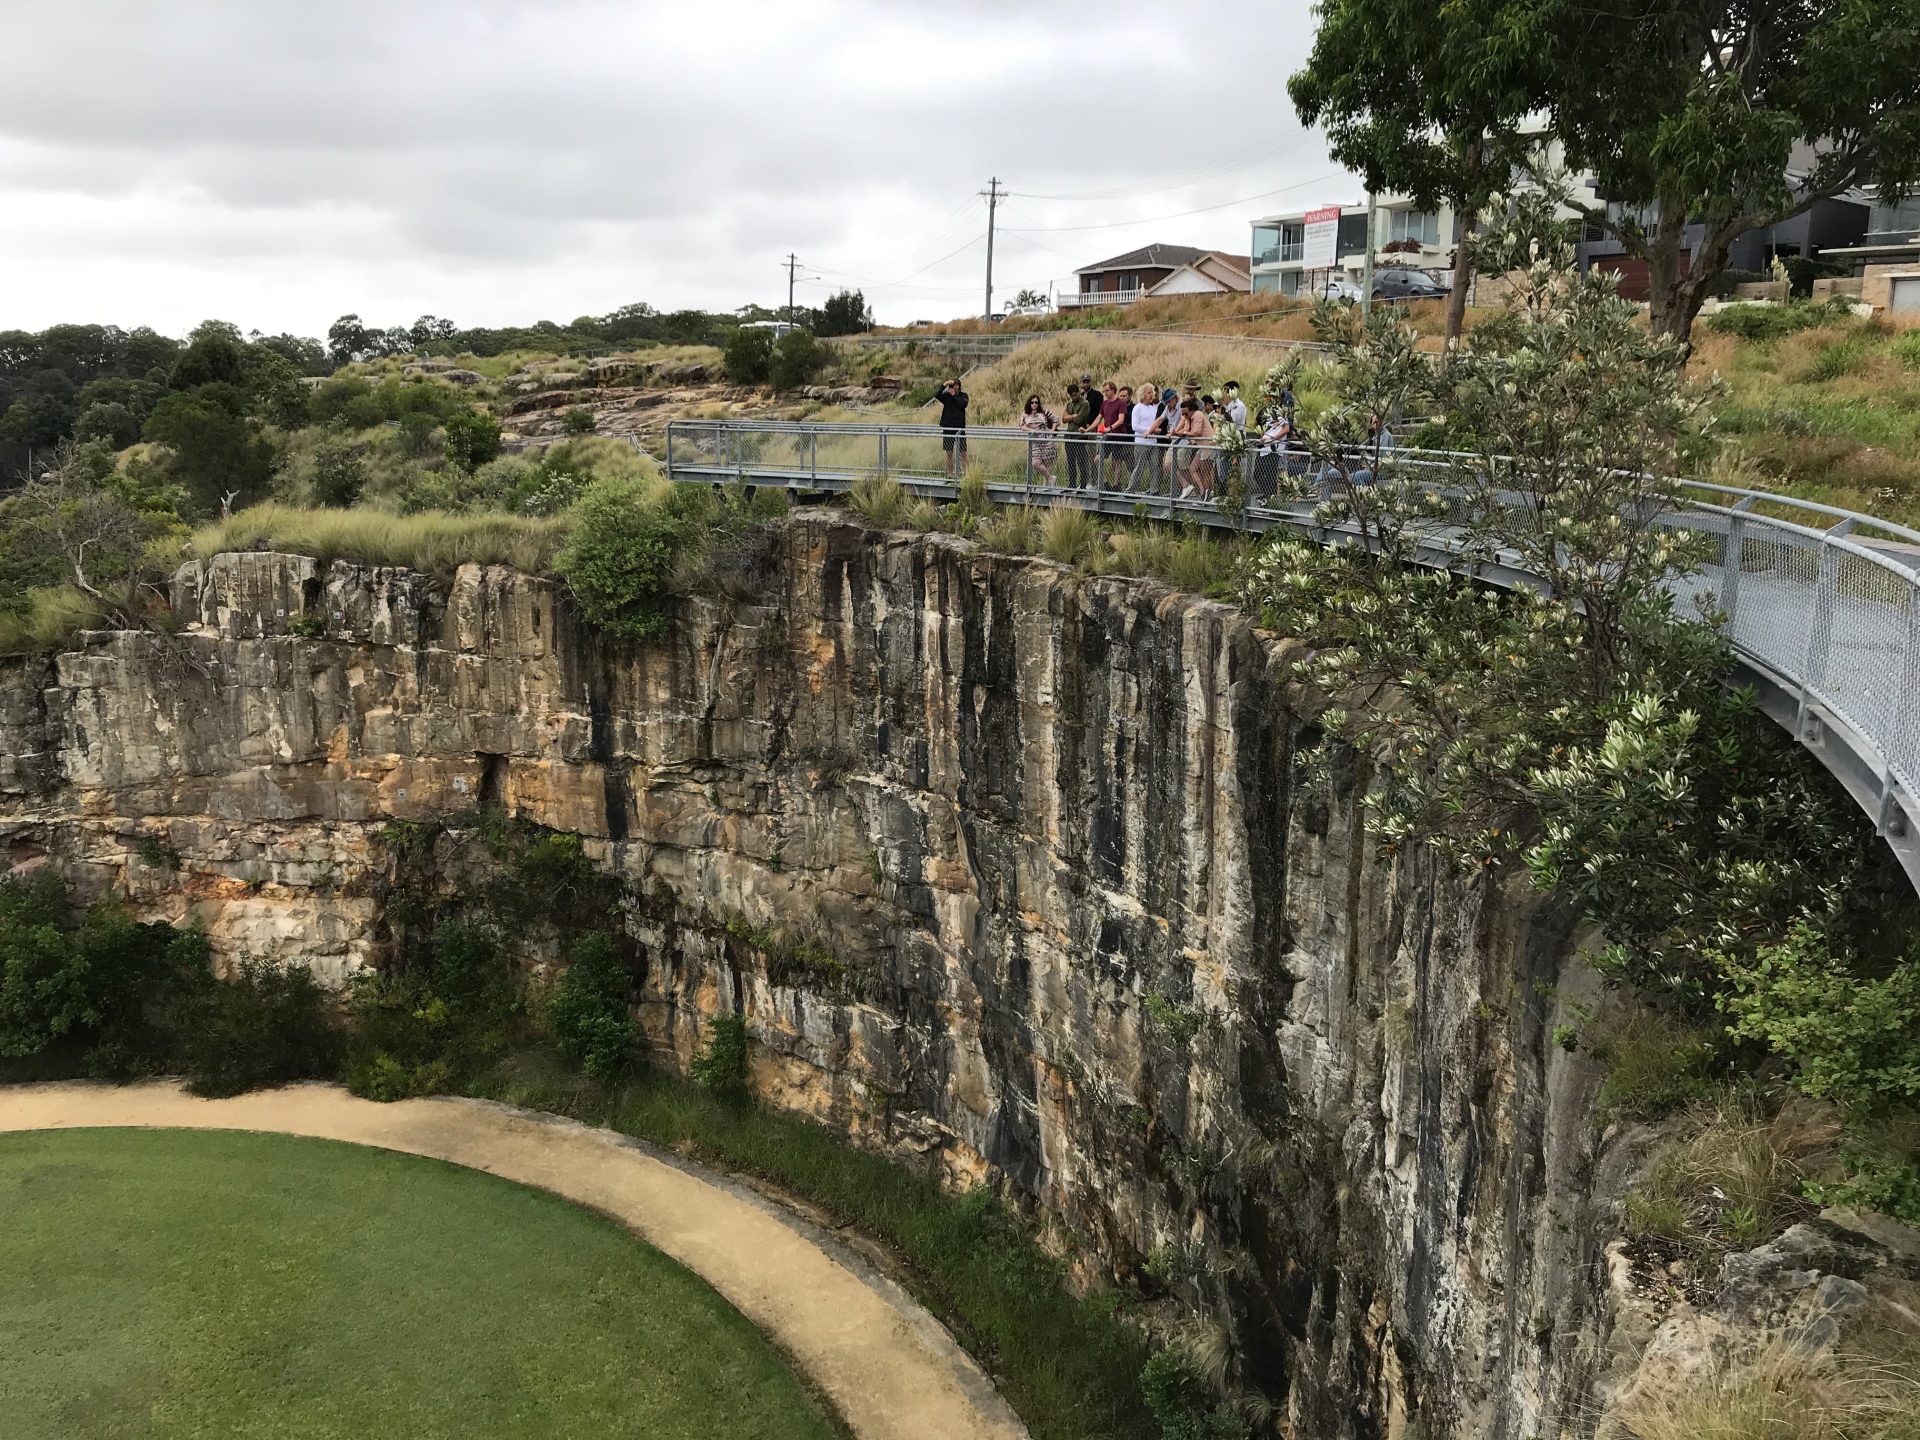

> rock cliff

[{"left": 0, "top": 513, "right": 1668, "bottom": 1436}]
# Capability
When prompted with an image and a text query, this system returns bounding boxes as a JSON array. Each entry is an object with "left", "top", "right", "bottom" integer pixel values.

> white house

[{"left": 1249, "top": 198, "right": 1462, "bottom": 297}]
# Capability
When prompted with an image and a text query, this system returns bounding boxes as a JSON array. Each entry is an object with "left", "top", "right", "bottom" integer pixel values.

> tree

[
  {"left": 1544, "top": 0, "right": 1920, "bottom": 342},
  {"left": 407, "top": 315, "right": 458, "bottom": 347},
  {"left": 141, "top": 384, "right": 275, "bottom": 514},
  {"left": 442, "top": 408, "right": 502, "bottom": 471},
  {"left": 167, "top": 321, "right": 248, "bottom": 390},
  {"left": 310, "top": 438, "right": 369, "bottom": 508},
  {"left": 722, "top": 327, "right": 774, "bottom": 385},
  {"left": 71, "top": 401, "right": 140, "bottom": 449},
  {"left": 1009, "top": 288, "right": 1050, "bottom": 310},
  {"left": 251, "top": 332, "right": 329, "bottom": 376},
  {"left": 1289, "top": 0, "right": 1551, "bottom": 344},
  {"left": 0, "top": 441, "right": 185, "bottom": 615},
  {"left": 326, "top": 314, "right": 375, "bottom": 369},
  {"left": 815, "top": 289, "right": 872, "bottom": 337},
  {"left": 769, "top": 329, "right": 823, "bottom": 391}
]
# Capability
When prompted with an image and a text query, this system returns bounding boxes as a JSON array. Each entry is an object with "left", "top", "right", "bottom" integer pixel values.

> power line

[{"left": 1002, "top": 174, "right": 1345, "bottom": 234}]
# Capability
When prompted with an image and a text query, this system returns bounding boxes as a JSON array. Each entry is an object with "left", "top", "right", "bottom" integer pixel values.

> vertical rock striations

[{"left": 1, "top": 513, "right": 1616, "bottom": 1436}]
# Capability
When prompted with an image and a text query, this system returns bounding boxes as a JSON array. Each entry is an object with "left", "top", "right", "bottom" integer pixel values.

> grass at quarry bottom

[
  {"left": 0, "top": 1128, "right": 844, "bottom": 1440},
  {"left": 471, "top": 1049, "right": 1159, "bottom": 1440}
]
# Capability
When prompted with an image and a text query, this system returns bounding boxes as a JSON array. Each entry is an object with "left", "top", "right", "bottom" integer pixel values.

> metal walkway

[{"left": 663, "top": 418, "right": 1920, "bottom": 888}]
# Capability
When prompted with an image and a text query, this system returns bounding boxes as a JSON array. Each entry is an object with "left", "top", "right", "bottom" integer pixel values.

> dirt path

[{"left": 0, "top": 1081, "right": 1028, "bottom": 1440}]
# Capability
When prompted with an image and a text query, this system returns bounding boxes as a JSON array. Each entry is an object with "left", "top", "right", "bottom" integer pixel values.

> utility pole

[
  {"left": 784, "top": 252, "right": 800, "bottom": 324},
  {"left": 1360, "top": 190, "right": 1378, "bottom": 321},
  {"left": 980, "top": 177, "right": 1006, "bottom": 320}
]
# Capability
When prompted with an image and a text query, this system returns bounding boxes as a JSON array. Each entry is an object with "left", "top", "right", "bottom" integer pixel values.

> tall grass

[
  {"left": 190, "top": 504, "right": 570, "bottom": 576},
  {"left": 1614, "top": 1291, "right": 1920, "bottom": 1440},
  {"left": 471, "top": 1050, "right": 1156, "bottom": 1440},
  {"left": 0, "top": 586, "right": 108, "bottom": 656}
]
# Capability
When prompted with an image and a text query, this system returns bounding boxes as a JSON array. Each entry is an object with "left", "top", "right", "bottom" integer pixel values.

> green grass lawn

[{"left": 0, "top": 1128, "right": 842, "bottom": 1440}]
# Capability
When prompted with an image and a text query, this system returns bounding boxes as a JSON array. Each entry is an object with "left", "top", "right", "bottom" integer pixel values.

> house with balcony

[
  {"left": 1250, "top": 198, "right": 1461, "bottom": 297},
  {"left": 1062, "top": 244, "right": 1250, "bottom": 308}
]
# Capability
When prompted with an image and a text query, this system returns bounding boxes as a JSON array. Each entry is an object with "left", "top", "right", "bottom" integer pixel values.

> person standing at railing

[
  {"left": 1020, "top": 394, "right": 1060, "bottom": 487},
  {"left": 1103, "top": 385, "right": 1136, "bottom": 489},
  {"left": 1095, "top": 381, "right": 1126, "bottom": 489},
  {"left": 1173, "top": 397, "right": 1214, "bottom": 499},
  {"left": 1223, "top": 380, "right": 1248, "bottom": 430},
  {"left": 1063, "top": 375, "right": 1097, "bottom": 490},
  {"left": 932, "top": 377, "right": 969, "bottom": 477},
  {"left": 1130, "top": 383, "right": 1165, "bottom": 493}
]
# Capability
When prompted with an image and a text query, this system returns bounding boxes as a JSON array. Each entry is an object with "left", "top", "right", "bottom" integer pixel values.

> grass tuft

[{"left": 191, "top": 503, "right": 570, "bottom": 577}]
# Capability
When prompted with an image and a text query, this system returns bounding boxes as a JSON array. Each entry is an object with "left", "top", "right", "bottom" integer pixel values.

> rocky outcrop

[{"left": 0, "top": 516, "right": 1668, "bottom": 1435}]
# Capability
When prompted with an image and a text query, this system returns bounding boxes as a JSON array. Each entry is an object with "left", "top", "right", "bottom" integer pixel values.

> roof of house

[
  {"left": 1145, "top": 254, "right": 1255, "bottom": 297},
  {"left": 1076, "top": 243, "right": 1215, "bottom": 275}
]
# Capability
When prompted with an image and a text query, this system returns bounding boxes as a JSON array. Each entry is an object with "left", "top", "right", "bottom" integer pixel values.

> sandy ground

[{"left": 0, "top": 1081, "right": 1028, "bottom": 1440}]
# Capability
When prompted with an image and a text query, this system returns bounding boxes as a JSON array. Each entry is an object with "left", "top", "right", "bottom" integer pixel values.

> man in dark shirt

[
  {"left": 933, "top": 378, "right": 969, "bottom": 476},
  {"left": 1062, "top": 373, "right": 1097, "bottom": 489}
]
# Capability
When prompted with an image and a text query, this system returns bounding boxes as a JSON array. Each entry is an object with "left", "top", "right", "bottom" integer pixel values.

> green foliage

[
  {"left": 0, "top": 873, "right": 212, "bottom": 1080},
  {"left": 1586, "top": 1009, "right": 1719, "bottom": 1122},
  {"left": 689, "top": 1013, "right": 749, "bottom": 1096},
  {"left": 555, "top": 475, "right": 717, "bottom": 640},
  {"left": 344, "top": 919, "right": 517, "bottom": 1101},
  {"left": 722, "top": 326, "right": 774, "bottom": 385},
  {"left": 142, "top": 383, "right": 276, "bottom": 513},
  {"left": 309, "top": 437, "right": 369, "bottom": 507},
  {"left": 1139, "top": 1347, "right": 1246, "bottom": 1440},
  {"left": 562, "top": 405, "right": 596, "bottom": 435},
  {"left": 1706, "top": 299, "right": 1856, "bottom": 341},
  {"left": 768, "top": 330, "right": 823, "bottom": 392},
  {"left": 812, "top": 289, "right": 872, "bottom": 338},
  {"left": 544, "top": 931, "right": 635, "bottom": 1081},
  {"left": 1720, "top": 923, "right": 1920, "bottom": 1108},
  {"left": 1143, "top": 992, "right": 1205, "bottom": 1050},
  {"left": 442, "top": 407, "right": 503, "bottom": 471},
  {"left": 182, "top": 956, "right": 340, "bottom": 1097}
]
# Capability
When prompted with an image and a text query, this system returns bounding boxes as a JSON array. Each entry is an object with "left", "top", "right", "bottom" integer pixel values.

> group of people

[
  {"left": 929, "top": 370, "right": 1387, "bottom": 505},
  {"left": 1016, "top": 375, "right": 1250, "bottom": 498}
]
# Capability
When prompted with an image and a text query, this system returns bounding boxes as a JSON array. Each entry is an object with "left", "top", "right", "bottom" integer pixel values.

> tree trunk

[
  {"left": 1648, "top": 204, "right": 1741, "bottom": 348},
  {"left": 1643, "top": 196, "right": 1692, "bottom": 340},
  {"left": 1444, "top": 137, "right": 1485, "bottom": 349}
]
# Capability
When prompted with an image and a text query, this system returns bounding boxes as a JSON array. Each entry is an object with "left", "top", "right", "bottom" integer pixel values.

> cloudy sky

[{"left": 0, "top": 0, "right": 1354, "bottom": 336}]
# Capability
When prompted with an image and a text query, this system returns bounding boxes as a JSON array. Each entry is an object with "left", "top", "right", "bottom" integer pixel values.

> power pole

[
  {"left": 980, "top": 177, "right": 1006, "bottom": 320},
  {"left": 1360, "top": 190, "right": 1378, "bottom": 321},
  {"left": 784, "top": 252, "right": 800, "bottom": 324}
]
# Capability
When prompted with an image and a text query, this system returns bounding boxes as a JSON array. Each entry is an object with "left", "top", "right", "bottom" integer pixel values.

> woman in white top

[{"left": 1129, "top": 384, "right": 1164, "bottom": 493}]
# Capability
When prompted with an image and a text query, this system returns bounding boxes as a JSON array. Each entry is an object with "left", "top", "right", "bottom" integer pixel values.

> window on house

[
  {"left": 1385, "top": 210, "right": 1440, "bottom": 246},
  {"left": 1253, "top": 226, "right": 1282, "bottom": 267},
  {"left": 1280, "top": 222, "right": 1305, "bottom": 263}
]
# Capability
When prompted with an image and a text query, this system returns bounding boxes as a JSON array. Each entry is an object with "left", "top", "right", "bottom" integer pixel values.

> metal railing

[
  {"left": 663, "top": 418, "right": 1920, "bottom": 887},
  {"left": 825, "top": 330, "right": 1330, "bottom": 359}
]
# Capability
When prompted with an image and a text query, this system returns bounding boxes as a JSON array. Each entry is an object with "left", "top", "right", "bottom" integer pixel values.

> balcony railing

[{"left": 1058, "top": 288, "right": 1145, "bottom": 309}]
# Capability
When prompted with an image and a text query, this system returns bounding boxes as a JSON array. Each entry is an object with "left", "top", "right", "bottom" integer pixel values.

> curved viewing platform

[{"left": 663, "top": 417, "right": 1920, "bottom": 890}]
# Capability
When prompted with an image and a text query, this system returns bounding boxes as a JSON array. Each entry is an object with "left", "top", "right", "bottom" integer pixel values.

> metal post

[
  {"left": 878, "top": 428, "right": 889, "bottom": 480},
  {"left": 1361, "top": 189, "right": 1377, "bottom": 321},
  {"left": 664, "top": 424, "right": 675, "bottom": 480},
  {"left": 1800, "top": 520, "right": 1855, "bottom": 737},
  {"left": 1721, "top": 496, "right": 1756, "bottom": 618}
]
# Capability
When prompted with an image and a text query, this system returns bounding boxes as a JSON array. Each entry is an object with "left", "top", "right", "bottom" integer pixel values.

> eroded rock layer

[{"left": 3, "top": 514, "right": 1624, "bottom": 1437}]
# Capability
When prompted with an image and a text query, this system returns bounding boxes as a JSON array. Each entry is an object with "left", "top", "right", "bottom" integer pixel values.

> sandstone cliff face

[{"left": 2, "top": 515, "right": 1626, "bottom": 1437}]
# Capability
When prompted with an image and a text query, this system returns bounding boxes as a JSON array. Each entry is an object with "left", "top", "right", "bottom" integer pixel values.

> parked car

[
  {"left": 1372, "top": 268, "right": 1450, "bottom": 303},
  {"left": 1318, "top": 276, "right": 1365, "bottom": 303}
]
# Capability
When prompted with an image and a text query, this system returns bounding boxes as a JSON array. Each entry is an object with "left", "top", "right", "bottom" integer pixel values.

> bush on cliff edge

[{"left": 554, "top": 474, "right": 716, "bottom": 641}]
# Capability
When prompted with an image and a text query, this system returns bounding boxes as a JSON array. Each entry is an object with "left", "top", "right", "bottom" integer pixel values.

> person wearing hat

[{"left": 1062, "top": 374, "right": 1098, "bottom": 490}]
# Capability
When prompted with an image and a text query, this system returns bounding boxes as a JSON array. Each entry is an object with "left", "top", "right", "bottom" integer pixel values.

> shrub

[
  {"left": 191, "top": 503, "right": 568, "bottom": 576},
  {"left": 556, "top": 475, "right": 716, "bottom": 640},
  {"left": 1139, "top": 1346, "right": 1245, "bottom": 1440},
  {"left": 690, "top": 1012, "right": 749, "bottom": 1096},
  {"left": 1705, "top": 298, "right": 1854, "bottom": 341},
  {"left": 545, "top": 931, "right": 636, "bottom": 1081},
  {"left": 562, "top": 405, "right": 596, "bottom": 436},
  {"left": 184, "top": 956, "right": 341, "bottom": 1097},
  {"left": 443, "top": 408, "right": 503, "bottom": 470},
  {"left": 344, "top": 919, "right": 517, "bottom": 1101},
  {"left": 0, "top": 874, "right": 212, "bottom": 1080},
  {"left": 310, "top": 438, "right": 369, "bottom": 508},
  {"left": 1720, "top": 922, "right": 1920, "bottom": 1108},
  {"left": 1587, "top": 1008, "right": 1719, "bottom": 1122},
  {"left": 722, "top": 327, "right": 774, "bottom": 385},
  {"left": 1039, "top": 501, "right": 1100, "bottom": 565},
  {"left": 769, "top": 330, "right": 823, "bottom": 392}
]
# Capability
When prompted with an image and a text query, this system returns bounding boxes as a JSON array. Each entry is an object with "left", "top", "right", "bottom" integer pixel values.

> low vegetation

[{"left": 0, "top": 1129, "right": 842, "bottom": 1440}]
